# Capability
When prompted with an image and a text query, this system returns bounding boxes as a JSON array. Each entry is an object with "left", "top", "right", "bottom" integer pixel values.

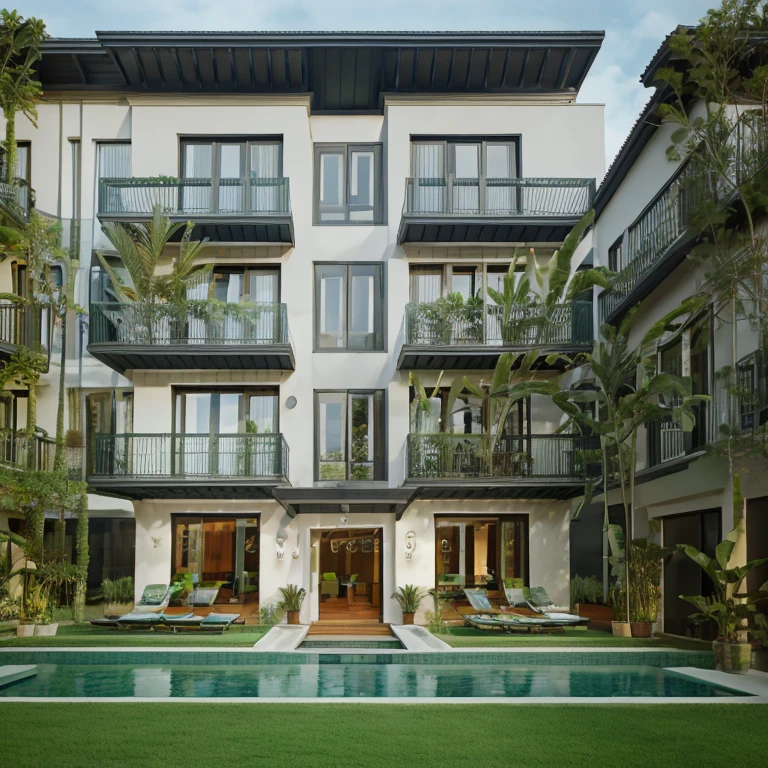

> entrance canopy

[{"left": 273, "top": 488, "right": 416, "bottom": 520}]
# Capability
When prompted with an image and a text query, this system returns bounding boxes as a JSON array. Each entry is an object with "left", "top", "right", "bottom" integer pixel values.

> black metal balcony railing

[
  {"left": 98, "top": 177, "right": 291, "bottom": 217},
  {"left": 0, "top": 431, "right": 55, "bottom": 472},
  {"left": 89, "top": 433, "right": 289, "bottom": 481},
  {"left": 406, "top": 433, "right": 598, "bottom": 481},
  {"left": 599, "top": 116, "right": 768, "bottom": 322},
  {"left": 404, "top": 300, "right": 593, "bottom": 348},
  {"left": 403, "top": 177, "right": 595, "bottom": 218},
  {"left": 0, "top": 302, "right": 44, "bottom": 354},
  {"left": 0, "top": 178, "right": 31, "bottom": 217},
  {"left": 89, "top": 301, "right": 289, "bottom": 346},
  {"left": 66, "top": 446, "right": 85, "bottom": 481}
]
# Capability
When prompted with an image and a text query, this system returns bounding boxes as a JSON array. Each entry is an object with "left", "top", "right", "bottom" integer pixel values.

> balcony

[
  {"left": 88, "top": 301, "right": 294, "bottom": 374},
  {"left": 405, "top": 433, "right": 598, "bottom": 499},
  {"left": 599, "top": 117, "right": 768, "bottom": 324},
  {"left": 97, "top": 177, "right": 293, "bottom": 245},
  {"left": 0, "top": 431, "right": 55, "bottom": 472},
  {"left": 397, "top": 177, "right": 595, "bottom": 245},
  {"left": 0, "top": 302, "right": 44, "bottom": 363},
  {"left": 398, "top": 300, "right": 592, "bottom": 369},
  {"left": 87, "top": 433, "right": 290, "bottom": 500}
]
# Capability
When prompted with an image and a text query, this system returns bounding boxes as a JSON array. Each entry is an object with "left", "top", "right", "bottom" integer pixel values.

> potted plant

[
  {"left": 609, "top": 582, "right": 631, "bottom": 638},
  {"left": 750, "top": 614, "right": 768, "bottom": 673},
  {"left": 278, "top": 584, "right": 305, "bottom": 625},
  {"left": 628, "top": 539, "right": 670, "bottom": 638},
  {"left": 392, "top": 584, "right": 426, "bottom": 625},
  {"left": 24, "top": 583, "right": 55, "bottom": 636},
  {"left": 607, "top": 525, "right": 631, "bottom": 637},
  {"left": 678, "top": 524, "right": 768, "bottom": 674}
]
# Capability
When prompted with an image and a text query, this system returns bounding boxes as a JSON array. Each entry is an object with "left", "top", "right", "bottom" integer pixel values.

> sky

[{"left": 16, "top": 0, "right": 717, "bottom": 167}]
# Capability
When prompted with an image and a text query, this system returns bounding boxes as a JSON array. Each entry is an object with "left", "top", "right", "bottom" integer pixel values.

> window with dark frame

[
  {"left": 608, "top": 238, "right": 623, "bottom": 272},
  {"left": 180, "top": 138, "right": 283, "bottom": 214},
  {"left": 314, "top": 263, "right": 384, "bottom": 351},
  {"left": 314, "top": 143, "right": 383, "bottom": 224},
  {"left": 315, "top": 390, "right": 386, "bottom": 481}
]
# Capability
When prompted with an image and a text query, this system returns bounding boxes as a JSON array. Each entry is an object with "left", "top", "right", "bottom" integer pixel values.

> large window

[
  {"left": 435, "top": 516, "right": 528, "bottom": 594},
  {"left": 316, "top": 390, "right": 386, "bottom": 481},
  {"left": 410, "top": 138, "right": 518, "bottom": 214},
  {"left": 315, "top": 263, "right": 384, "bottom": 350},
  {"left": 314, "top": 143, "right": 383, "bottom": 224},
  {"left": 172, "top": 515, "right": 260, "bottom": 602},
  {"left": 181, "top": 138, "right": 283, "bottom": 213}
]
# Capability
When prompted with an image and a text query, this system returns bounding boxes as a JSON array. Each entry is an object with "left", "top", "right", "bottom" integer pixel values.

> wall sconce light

[
  {"left": 404, "top": 530, "right": 416, "bottom": 560},
  {"left": 276, "top": 526, "right": 287, "bottom": 561},
  {"left": 292, "top": 533, "right": 300, "bottom": 559}
]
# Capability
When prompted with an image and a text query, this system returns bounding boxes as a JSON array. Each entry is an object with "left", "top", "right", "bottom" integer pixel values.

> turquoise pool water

[{"left": 0, "top": 651, "right": 738, "bottom": 699}]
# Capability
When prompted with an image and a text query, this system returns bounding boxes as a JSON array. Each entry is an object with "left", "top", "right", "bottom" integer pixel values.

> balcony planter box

[
  {"left": 34, "top": 623, "right": 58, "bottom": 637},
  {"left": 286, "top": 610, "right": 300, "bottom": 626},
  {"left": 612, "top": 621, "right": 631, "bottom": 638},
  {"left": 630, "top": 621, "right": 653, "bottom": 638},
  {"left": 16, "top": 623, "right": 35, "bottom": 638},
  {"left": 713, "top": 641, "right": 751, "bottom": 674}
]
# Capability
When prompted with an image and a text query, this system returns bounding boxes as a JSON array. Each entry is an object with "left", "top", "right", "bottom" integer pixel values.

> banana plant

[
  {"left": 678, "top": 523, "right": 768, "bottom": 643},
  {"left": 548, "top": 297, "right": 710, "bottom": 623}
]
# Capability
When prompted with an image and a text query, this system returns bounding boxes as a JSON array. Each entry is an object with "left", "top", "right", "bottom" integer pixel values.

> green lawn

[
  {"left": 0, "top": 704, "right": 765, "bottom": 768},
  {"left": 0, "top": 624, "right": 269, "bottom": 647},
  {"left": 440, "top": 627, "right": 712, "bottom": 650}
]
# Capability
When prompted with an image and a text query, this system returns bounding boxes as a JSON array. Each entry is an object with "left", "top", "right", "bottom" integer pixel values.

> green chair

[
  {"left": 321, "top": 572, "right": 339, "bottom": 598},
  {"left": 134, "top": 584, "right": 172, "bottom": 614}
]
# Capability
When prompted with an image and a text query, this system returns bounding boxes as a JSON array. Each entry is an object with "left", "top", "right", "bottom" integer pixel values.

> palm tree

[
  {"left": 0, "top": 11, "right": 45, "bottom": 185},
  {"left": 97, "top": 205, "right": 210, "bottom": 303}
]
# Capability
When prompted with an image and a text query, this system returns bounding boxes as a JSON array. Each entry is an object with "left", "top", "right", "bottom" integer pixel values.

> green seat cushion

[{"left": 322, "top": 573, "right": 337, "bottom": 581}]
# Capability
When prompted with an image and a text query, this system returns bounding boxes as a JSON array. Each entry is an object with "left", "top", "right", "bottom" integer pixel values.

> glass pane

[
  {"left": 501, "top": 520, "right": 525, "bottom": 582},
  {"left": 249, "top": 272, "right": 278, "bottom": 303},
  {"left": 250, "top": 143, "right": 280, "bottom": 212},
  {"left": 235, "top": 518, "right": 260, "bottom": 599},
  {"left": 96, "top": 143, "right": 132, "bottom": 247},
  {"left": 248, "top": 394, "right": 277, "bottom": 433},
  {"left": 183, "top": 393, "right": 211, "bottom": 433},
  {"left": 487, "top": 144, "right": 513, "bottom": 177},
  {"left": 318, "top": 268, "right": 346, "bottom": 348},
  {"left": 349, "top": 150, "right": 374, "bottom": 222},
  {"left": 218, "top": 144, "right": 243, "bottom": 212},
  {"left": 435, "top": 521, "right": 464, "bottom": 591},
  {"left": 451, "top": 271, "right": 474, "bottom": 301},
  {"left": 350, "top": 394, "right": 374, "bottom": 480},
  {"left": 175, "top": 519, "right": 203, "bottom": 586},
  {"left": 410, "top": 269, "right": 442, "bottom": 303},
  {"left": 319, "top": 393, "right": 346, "bottom": 480},
  {"left": 454, "top": 144, "right": 479, "bottom": 177},
  {"left": 182, "top": 144, "right": 212, "bottom": 214},
  {"left": 218, "top": 394, "right": 242, "bottom": 434},
  {"left": 213, "top": 272, "right": 244, "bottom": 303},
  {"left": 319, "top": 151, "right": 345, "bottom": 221}
]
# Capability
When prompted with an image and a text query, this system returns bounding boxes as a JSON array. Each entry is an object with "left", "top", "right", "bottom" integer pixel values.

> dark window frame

[
  {"left": 608, "top": 236, "right": 624, "bottom": 272},
  {"left": 314, "top": 389, "right": 387, "bottom": 482},
  {"left": 313, "top": 262, "right": 386, "bottom": 352},
  {"left": 313, "top": 142, "right": 385, "bottom": 225}
]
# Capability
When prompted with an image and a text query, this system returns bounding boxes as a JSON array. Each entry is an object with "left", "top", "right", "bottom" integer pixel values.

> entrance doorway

[{"left": 318, "top": 528, "right": 382, "bottom": 621}]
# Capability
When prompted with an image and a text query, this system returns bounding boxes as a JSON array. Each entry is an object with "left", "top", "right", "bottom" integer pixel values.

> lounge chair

[
  {"left": 199, "top": 613, "right": 241, "bottom": 632},
  {"left": 116, "top": 612, "right": 165, "bottom": 629},
  {"left": 186, "top": 587, "right": 220, "bottom": 607},
  {"left": 133, "top": 584, "right": 173, "bottom": 614},
  {"left": 504, "top": 586, "right": 586, "bottom": 624}
]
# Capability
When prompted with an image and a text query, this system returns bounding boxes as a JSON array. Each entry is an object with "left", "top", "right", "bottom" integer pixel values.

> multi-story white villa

[{"left": 0, "top": 30, "right": 607, "bottom": 626}]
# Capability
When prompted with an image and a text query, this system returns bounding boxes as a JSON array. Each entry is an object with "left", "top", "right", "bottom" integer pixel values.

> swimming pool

[{"left": 0, "top": 650, "right": 743, "bottom": 699}]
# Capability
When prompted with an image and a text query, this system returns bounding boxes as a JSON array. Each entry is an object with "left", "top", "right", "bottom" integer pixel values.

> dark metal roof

[{"left": 38, "top": 30, "right": 604, "bottom": 112}]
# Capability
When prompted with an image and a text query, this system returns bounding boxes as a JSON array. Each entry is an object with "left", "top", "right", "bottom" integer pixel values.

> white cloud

[{"left": 633, "top": 10, "right": 677, "bottom": 40}]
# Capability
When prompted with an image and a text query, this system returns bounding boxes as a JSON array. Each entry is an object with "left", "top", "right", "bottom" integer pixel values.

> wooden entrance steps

[{"left": 307, "top": 620, "right": 393, "bottom": 637}]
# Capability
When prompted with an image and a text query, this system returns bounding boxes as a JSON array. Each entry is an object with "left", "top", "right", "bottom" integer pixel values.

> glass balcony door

[
  {"left": 182, "top": 139, "right": 283, "bottom": 215},
  {"left": 174, "top": 389, "right": 278, "bottom": 476}
]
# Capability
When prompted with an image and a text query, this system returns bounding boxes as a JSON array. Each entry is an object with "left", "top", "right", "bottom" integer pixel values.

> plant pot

[
  {"left": 402, "top": 613, "right": 415, "bottom": 625},
  {"left": 630, "top": 622, "right": 653, "bottom": 638},
  {"left": 713, "top": 640, "right": 751, "bottom": 674},
  {"left": 34, "top": 623, "right": 58, "bottom": 637},
  {"left": 286, "top": 610, "right": 300, "bottom": 626},
  {"left": 612, "top": 621, "right": 632, "bottom": 638},
  {"left": 751, "top": 648, "right": 768, "bottom": 673},
  {"left": 16, "top": 623, "right": 35, "bottom": 638}
]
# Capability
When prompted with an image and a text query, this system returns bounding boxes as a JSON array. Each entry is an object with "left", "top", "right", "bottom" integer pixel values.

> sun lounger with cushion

[{"left": 504, "top": 586, "right": 586, "bottom": 624}]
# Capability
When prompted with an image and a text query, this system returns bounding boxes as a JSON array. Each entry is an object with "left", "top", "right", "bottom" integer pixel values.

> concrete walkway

[
  {"left": 391, "top": 625, "right": 452, "bottom": 651},
  {"left": 251, "top": 625, "right": 308, "bottom": 651}
]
